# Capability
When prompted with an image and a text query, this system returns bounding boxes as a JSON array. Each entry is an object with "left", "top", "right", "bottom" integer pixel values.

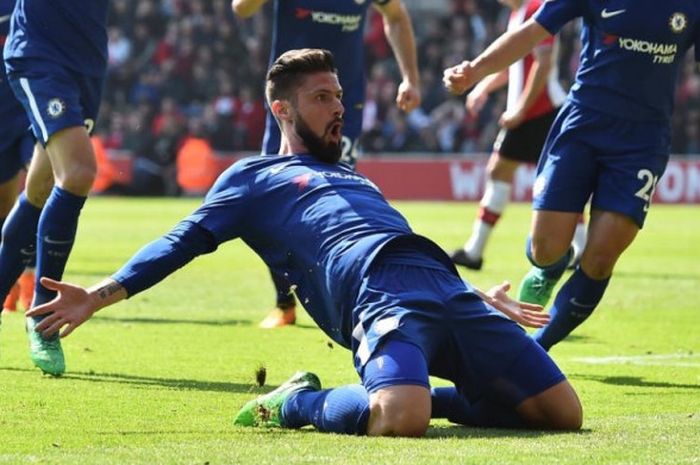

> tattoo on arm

[{"left": 97, "top": 281, "right": 123, "bottom": 300}]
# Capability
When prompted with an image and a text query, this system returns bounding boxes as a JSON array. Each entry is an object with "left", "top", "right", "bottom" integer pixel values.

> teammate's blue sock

[
  {"left": 33, "top": 187, "right": 86, "bottom": 309},
  {"left": 534, "top": 267, "right": 610, "bottom": 350},
  {"left": 0, "top": 193, "right": 40, "bottom": 301},
  {"left": 431, "top": 387, "right": 525, "bottom": 428},
  {"left": 282, "top": 384, "right": 370, "bottom": 434},
  {"left": 525, "top": 237, "right": 572, "bottom": 280}
]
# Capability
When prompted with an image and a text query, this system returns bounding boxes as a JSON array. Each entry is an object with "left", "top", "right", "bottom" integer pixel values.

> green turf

[{"left": 0, "top": 197, "right": 698, "bottom": 465}]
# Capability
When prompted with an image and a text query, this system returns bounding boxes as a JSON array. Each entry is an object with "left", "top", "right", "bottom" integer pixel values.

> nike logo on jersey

[
  {"left": 601, "top": 8, "right": 626, "bottom": 19},
  {"left": 269, "top": 163, "right": 292, "bottom": 175},
  {"left": 0, "top": 14, "right": 11, "bottom": 24}
]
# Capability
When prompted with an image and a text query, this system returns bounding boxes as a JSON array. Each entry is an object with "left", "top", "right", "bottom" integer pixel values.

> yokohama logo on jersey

[
  {"left": 618, "top": 37, "right": 677, "bottom": 64},
  {"left": 295, "top": 8, "right": 362, "bottom": 32}
]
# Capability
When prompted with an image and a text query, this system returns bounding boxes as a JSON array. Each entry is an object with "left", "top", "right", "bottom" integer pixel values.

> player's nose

[{"left": 333, "top": 98, "right": 344, "bottom": 118}]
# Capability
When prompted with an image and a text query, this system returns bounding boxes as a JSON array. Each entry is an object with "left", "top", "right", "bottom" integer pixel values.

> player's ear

[{"left": 271, "top": 100, "right": 291, "bottom": 122}]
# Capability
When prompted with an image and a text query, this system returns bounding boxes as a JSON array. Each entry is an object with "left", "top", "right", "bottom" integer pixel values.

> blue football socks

[
  {"left": 534, "top": 267, "right": 610, "bottom": 350},
  {"left": 32, "top": 186, "right": 86, "bottom": 308},
  {"left": 282, "top": 384, "right": 370, "bottom": 434},
  {"left": 0, "top": 193, "right": 41, "bottom": 302}
]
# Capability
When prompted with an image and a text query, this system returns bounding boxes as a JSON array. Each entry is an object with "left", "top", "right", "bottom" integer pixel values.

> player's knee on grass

[
  {"left": 366, "top": 385, "right": 431, "bottom": 437},
  {"left": 516, "top": 380, "right": 582, "bottom": 430}
]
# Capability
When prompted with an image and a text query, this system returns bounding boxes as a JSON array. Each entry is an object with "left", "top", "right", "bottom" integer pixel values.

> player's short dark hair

[{"left": 265, "top": 48, "right": 337, "bottom": 105}]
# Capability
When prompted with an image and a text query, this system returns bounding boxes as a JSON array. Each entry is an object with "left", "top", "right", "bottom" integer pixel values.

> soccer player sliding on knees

[{"left": 30, "top": 49, "right": 581, "bottom": 437}]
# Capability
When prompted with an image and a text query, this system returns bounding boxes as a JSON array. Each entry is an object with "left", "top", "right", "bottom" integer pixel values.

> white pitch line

[{"left": 573, "top": 353, "right": 700, "bottom": 367}]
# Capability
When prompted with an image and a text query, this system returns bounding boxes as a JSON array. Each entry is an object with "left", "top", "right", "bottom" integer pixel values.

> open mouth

[{"left": 328, "top": 121, "right": 343, "bottom": 138}]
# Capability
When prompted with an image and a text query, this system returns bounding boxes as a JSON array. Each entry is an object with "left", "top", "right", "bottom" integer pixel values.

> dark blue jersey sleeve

[
  {"left": 695, "top": 23, "right": 700, "bottom": 63},
  {"left": 184, "top": 166, "right": 251, "bottom": 244},
  {"left": 111, "top": 221, "right": 217, "bottom": 297},
  {"left": 534, "top": 0, "right": 585, "bottom": 35}
]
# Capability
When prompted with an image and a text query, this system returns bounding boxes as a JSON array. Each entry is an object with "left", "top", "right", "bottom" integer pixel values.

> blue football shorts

[
  {"left": 355, "top": 250, "right": 565, "bottom": 406},
  {"left": 533, "top": 100, "right": 670, "bottom": 228},
  {"left": 0, "top": 92, "right": 34, "bottom": 183},
  {"left": 0, "top": 129, "right": 34, "bottom": 184},
  {"left": 7, "top": 60, "right": 103, "bottom": 147}
]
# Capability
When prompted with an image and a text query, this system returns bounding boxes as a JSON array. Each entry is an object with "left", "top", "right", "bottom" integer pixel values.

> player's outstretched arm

[
  {"left": 231, "top": 0, "right": 269, "bottom": 18},
  {"left": 27, "top": 278, "right": 127, "bottom": 339},
  {"left": 475, "top": 281, "right": 550, "bottom": 328},
  {"left": 443, "top": 18, "right": 550, "bottom": 95},
  {"left": 376, "top": 0, "right": 421, "bottom": 112},
  {"left": 27, "top": 220, "right": 218, "bottom": 338}
]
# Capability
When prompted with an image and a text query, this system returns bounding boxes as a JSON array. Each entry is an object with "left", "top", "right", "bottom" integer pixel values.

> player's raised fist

[
  {"left": 396, "top": 79, "right": 421, "bottom": 113},
  {"left": 443, "top": 61, "right": 478, "bottom": 95}
]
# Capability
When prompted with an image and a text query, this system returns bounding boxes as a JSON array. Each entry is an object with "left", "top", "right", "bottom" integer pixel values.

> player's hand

[
  {"left": 484, "top": 281, "right": 550, "bottom": 328},
  {"left": 396, "top": 79, "right": 421, "bottom": 112},
  {"left": 443, "top": 61, "right": 480, "bottom": 95},
  {"left": 466, "top": 89, "right": 488, "bottom": 116},
  {"left": 26, "top": 277, "right": 96, "bottom": 338},
  {"left": 499, "top": 109, "right": 525, "bottom": 130}
]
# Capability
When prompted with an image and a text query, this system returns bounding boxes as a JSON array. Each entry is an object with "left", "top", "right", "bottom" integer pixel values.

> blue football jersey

[
  {"left": 3, "top": 0, "right": 109, "bottom": 77},
  {"left": 263, "top": 0, "right": 390, "bottom": 154},
  {"left": 185, "top": 154, "right": 450, "bottom": 347},
  {"left": 535, "top": 0, "right": 700, "bottom": 122}
]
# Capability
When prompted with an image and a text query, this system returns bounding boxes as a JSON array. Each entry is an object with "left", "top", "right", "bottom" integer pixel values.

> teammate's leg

[
  {"left": 26, "top": 127, "right": 94, "bottom": 375},
  {"left": 258, "top": 269, "right": 297, "bottom": 328},
  {"left": 34, "top": 126, "right": 95, "bottom": 308},
  {"left": 570, "top": 214, "right": 587, "bottom": 268},
  {"left": 0, "top": 139, "right": 44, "bottom": 312},
  {"left": 0, "top": 173, "right": 22, "bottom": 312},
  {"left": 0, "top": 146, "right": 52, "bottom": 307},
  {"left": 452, "top": 152, "right": 518, "bottom": 270},
  {"left": 533, "top": 209, "right": 637, "bottom": 349},
  {"left": 517, "top": 210, "right": 579, "bottom": 306}
]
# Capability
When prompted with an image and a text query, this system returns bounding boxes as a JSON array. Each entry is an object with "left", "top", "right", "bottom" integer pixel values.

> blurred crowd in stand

[{"left": 92, "top": 0, "right": 700, "bottom": 193}]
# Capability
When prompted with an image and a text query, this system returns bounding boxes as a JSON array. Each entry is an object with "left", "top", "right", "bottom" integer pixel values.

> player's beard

[{"left": 293, "top": 114, "right": 343, "bottom": 164}]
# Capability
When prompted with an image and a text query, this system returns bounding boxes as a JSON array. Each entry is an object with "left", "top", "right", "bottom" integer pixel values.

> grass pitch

[{"left": 0, "top": 197, "right": 698, "bottom": 465}]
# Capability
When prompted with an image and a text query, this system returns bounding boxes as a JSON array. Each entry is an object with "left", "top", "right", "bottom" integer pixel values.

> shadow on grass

[
  {"left": 91, "top": 315, "right": 322, "bottom": 330},
  {"left": 0, "top": 367, "right": 254, "bottom": 393},
  {"left": 425, "top": 426, "right": 591, "bottom": 439},
  {"left": 572, "top": 373, "right": 700, "bottom": 390},
  {"left": 92, "top": 315, "right": 252, "bottom": 327},
  {"left": 614, "top": 270, "right": 700, "bottom": 282},
  {"left": 561, "top": 334, "right": 591, "bottom": 344}
]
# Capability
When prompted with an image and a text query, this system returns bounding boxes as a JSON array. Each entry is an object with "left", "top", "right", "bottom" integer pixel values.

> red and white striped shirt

[{"left": 507, "top": 0, "right": 567, "bottom": 120}]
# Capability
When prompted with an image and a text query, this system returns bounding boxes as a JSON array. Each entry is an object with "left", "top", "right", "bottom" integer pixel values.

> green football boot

[
  {"left": 26, "top": 317, "right": 65, "bottom": 376},
  {"left": 234, "top": 371, "right": 321, "bottom": 428},
  {"left": 517, "top": 266, "right": 560, "bottom": 307}
]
